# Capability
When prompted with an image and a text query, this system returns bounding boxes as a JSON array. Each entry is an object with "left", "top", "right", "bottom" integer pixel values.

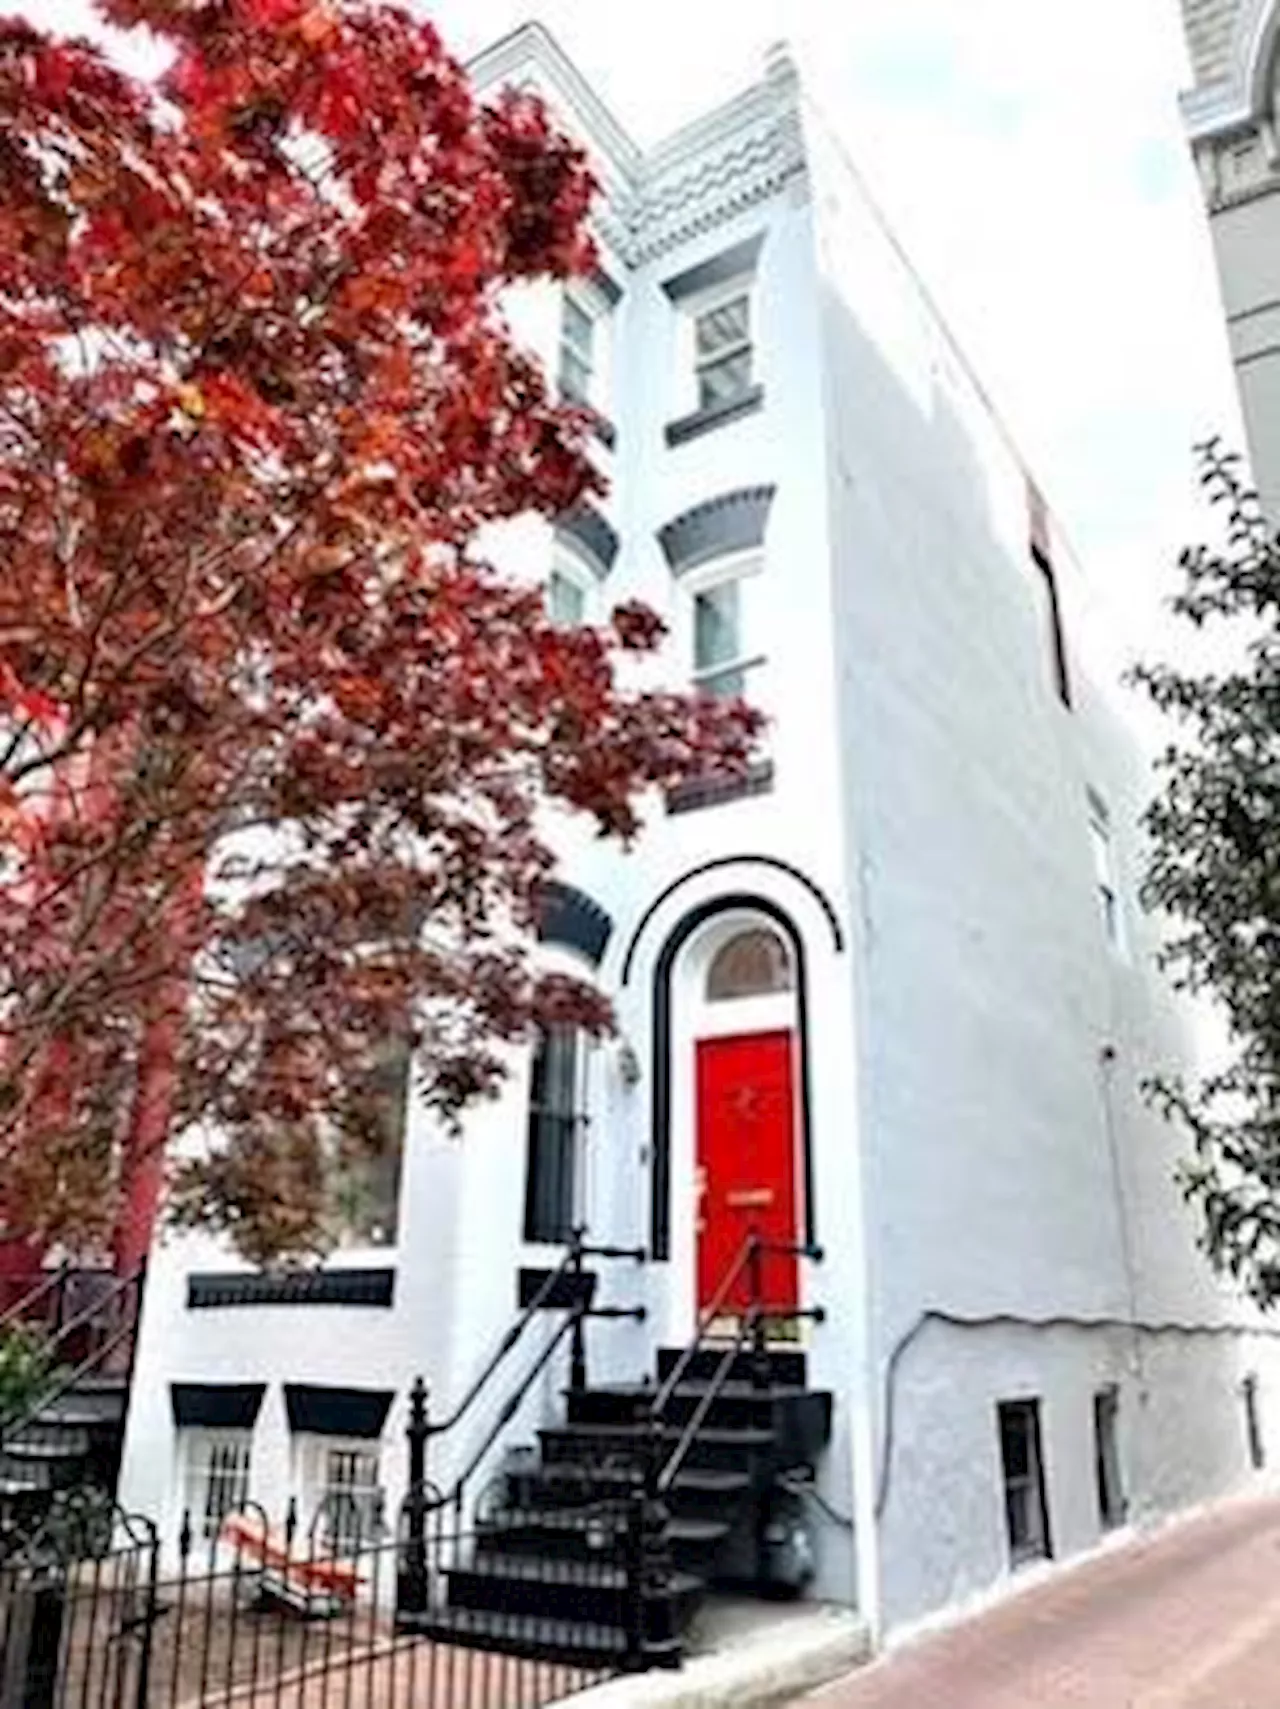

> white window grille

[
  {"left": 313, "top": 1442, "right": 384, "bottom": 1550},
  {"left": 183, "top": 1430, "right": 253, "bottom": 1540}
]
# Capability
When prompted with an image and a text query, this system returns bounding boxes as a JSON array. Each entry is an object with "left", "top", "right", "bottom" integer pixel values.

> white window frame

[
  {"left": 558, "top": 291, "right": 595, "bottom": 406},
  {"left": 685, "top": 550, "right": 766, "bottom": 703},
  {"left": 302, "top": 1436, "right": 385, "bottom": 1549},
  {"left": 678, "top": 275, "right": 756, "bottom": 418},
  {"left": 1087, "top": 793, "right": 1124, "bottom": 955},
  {"left": 545, "top": 549, "right": 596, "bottom": 630},
  {"left": 557, "top": 282, "right": 614, "bottom": 420},
  {"left": 181, "top": 1428, "right": 253, "bottom": 1541}
]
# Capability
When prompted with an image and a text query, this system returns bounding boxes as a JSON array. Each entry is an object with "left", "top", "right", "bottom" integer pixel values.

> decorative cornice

[
  {"left": 538, "top": 881, "right": 614, "bottom": 967},
  {"left": 284, "top": 1384, "right": 394, "bottom": 1439},
  {"left": 469, "top": 26, "right": 806, "bottom": 271},
  {"left": 187, "top": 1268, "right": 396, "bottom": 1309},
  {"left": 1182, "top": 0, "right": 1280, "bottom": 140},
  {"left": 171, "top": 1383, "right": 266, "bottom": 1429}
]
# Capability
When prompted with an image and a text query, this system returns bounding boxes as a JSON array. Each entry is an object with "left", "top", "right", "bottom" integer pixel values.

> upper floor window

[
  {"left": 690, "top": 555, "right": 765, "bottom": 702},
  {"left": 695, "top": 290, "right": 753, "bottom": 413},
  {"left": 558, "top": 293, "right": 595, "bottom": 407},
  {"left": 662, "top": 233, "right": 766, "bottom": 447},
  {"left": 524, "top": 1025, "right": 586, "bottom": 1245},
  {"left": 547, "top": 565, "right": 588, "bottom": 629},
  {"left": 328, "top": 1035, "right": 409, "bottom": 1249},
  {"left": 1088, "top": 793, "right": 1123, "bottom": 953}
]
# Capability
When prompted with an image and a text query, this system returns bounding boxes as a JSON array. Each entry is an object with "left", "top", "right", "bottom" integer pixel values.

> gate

[{"left": 0, "top": 1495, "right": 158, "bottom": 1709}]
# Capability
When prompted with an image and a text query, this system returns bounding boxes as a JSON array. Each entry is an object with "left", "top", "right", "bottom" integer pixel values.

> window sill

[
  {"left": 665, "top": 759, "right": 775, "bottom": 816},
  {"left": 665, "top": 385, "right": 765, "bottom": 448}
]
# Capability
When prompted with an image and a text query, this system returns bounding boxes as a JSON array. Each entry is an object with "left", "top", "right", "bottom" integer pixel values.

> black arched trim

[
  {"left": 621, "top": 856, "right": 844, "bottom": 988},
  {"left": 538, "top": 882, "right": 614, "bottom": 969},
  {"left": 556, "top": 506, "right": 620, "bottom": 579},
  {"left": 657, "top": 486, "right": 776, "bottom": 577},
  {"left": 648, "top": 893, "right": 816, "bottom": 1262}
]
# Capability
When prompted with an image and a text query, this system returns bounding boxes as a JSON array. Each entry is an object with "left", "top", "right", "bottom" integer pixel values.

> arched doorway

[{"left": 680, "top": 914, "right": 803, "bottom": 1323}]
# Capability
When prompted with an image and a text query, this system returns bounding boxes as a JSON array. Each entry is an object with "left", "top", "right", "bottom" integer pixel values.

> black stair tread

[
  {"left": 32, "top": 1409, "right": 118, "bottom": 1429},
  {"left": 526, "top": 1465, "right": 751, "bottom": 1496},
  {"left": 0, "top": 1477, "right": 44, "bottom": 1496},
  {"left": 574, "top": 1381, "right": 813, "bottom": 1402},
  {"left": 483, "top": 1508, "right": 731, "bottom": 1548},
  {"left": 450, "top": 1553, "right": 703, "bottom": 1598},
  {"left": 3, "top": 1437, "right": 86, "bottom": 1460},
  {"left": 546, "top": 1421, "right": 774, "bottom": 1443},
  {"left": 401, "top": 1606, "right": 629, "bottom": 1661}
]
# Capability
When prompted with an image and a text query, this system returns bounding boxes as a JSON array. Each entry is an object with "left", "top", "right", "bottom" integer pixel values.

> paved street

[{"left": 806, "top": 1495, "right": 1280, "bottom": 1708}]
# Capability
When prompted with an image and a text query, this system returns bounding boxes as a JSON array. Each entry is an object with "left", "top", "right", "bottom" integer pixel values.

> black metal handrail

[
  {"left": 0, "top": 1265, "right": 66, "bottom": 1330},
  {"left": 428, "top": 1233, "right": 587, "bottom": 1443},
  {"left": 650, "top": 1231, "right": 825, "bottom": 1491},
  {"left": 435, "top": 1306, "right": 584, "bottom": 1508},
  {"left": 0, "top": 1262, "right": 117, "bottom": 1334},
  {"left": 656, "top": 1313, "right": 755, "bottom": 1497},
  {"left": 0, "top": 1265, "right": 146, "bottom": 1440},
  {"left": 405, "top": 1227, "right": 646, "bottom": 1517},
  {"left": 653, "top": 1233, "right": 759, "bottom": 1413}
]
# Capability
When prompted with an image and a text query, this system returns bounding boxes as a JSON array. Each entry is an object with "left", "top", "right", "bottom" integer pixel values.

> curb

[{"left": 550, "top": 1610, "right": 872, "bottom": 1709}]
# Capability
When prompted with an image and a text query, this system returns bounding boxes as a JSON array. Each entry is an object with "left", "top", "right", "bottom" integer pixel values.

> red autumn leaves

[{"left": 0, "top": 1, "right": 760, "bottom": 1262}]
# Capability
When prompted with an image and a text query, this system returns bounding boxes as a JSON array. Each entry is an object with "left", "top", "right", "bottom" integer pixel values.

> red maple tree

[{"left": 0, "top": 0, "right": 759, "bottom": 1264}]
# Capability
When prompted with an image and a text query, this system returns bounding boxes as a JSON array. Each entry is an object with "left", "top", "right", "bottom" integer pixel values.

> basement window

[
  {"left": 182, "top": 1429, "right": 253, "bottom": 1540},
  {"left": 1093, "top": 1386, "right": 1126, "bottom": 1530},
  {"left": 1244, "top": 1374, "right": 1266, "bottom": 1470},
  {"left": 998, "top": 1399, "right": 1052, "bottom": 1567},
  {"left": 306, "top": 1439, "right": 384, "bottom": 1550}
]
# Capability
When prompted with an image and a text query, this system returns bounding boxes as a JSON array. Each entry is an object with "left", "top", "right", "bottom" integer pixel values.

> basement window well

[{"left": 998, "top": 1399, "right": 1052, "bottom": 1567}]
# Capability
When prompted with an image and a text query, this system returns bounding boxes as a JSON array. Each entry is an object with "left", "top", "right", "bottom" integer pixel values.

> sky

[{"left": 10, "top": 0, "right": 1248, "bottom": 642}]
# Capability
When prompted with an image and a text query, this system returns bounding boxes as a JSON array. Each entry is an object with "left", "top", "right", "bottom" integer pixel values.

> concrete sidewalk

[{"left": 805, "top": 1492, "right": 1280, "bottom": 1708}]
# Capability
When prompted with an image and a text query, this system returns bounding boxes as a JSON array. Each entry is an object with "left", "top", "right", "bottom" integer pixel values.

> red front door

[{"left": 696, "top": 1030, "right": 799, "bottom": 1318}]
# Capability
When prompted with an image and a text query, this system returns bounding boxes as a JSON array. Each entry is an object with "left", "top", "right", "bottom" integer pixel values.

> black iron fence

[{"left": 1, "top": 1490, "right": 629, "bottom": 1709}]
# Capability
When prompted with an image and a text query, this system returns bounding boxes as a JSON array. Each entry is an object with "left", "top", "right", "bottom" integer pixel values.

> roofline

[{"left": 466, "top": 21, "right": 643, "bottom": 184}]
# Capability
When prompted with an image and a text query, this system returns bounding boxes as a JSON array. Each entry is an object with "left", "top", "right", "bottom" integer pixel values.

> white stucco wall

[{"left": 804, "top": 97, "right": 1273, "bottom": 1633}]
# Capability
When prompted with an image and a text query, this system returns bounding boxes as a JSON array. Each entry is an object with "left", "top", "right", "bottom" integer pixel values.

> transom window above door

[{"left": 706, "top": 927, "right": 794, "bottom": 1001}]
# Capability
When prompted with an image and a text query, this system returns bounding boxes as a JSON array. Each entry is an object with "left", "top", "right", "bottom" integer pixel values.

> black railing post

[
  {"left": 402, "top": 1376, "right": 429, "bottom": 1617},
  {"left": 569, "top": 1227, "right": 588, "bottom": 1395},
  {"left": 622, "top": 1406, "right": 680, "bottom": 1673},
  {"left": 748, "top": 1233, "right": 770, "bottom": 1394},
  {"left": 51, "top": 1260, "right": 69, "bottom": 1336}
]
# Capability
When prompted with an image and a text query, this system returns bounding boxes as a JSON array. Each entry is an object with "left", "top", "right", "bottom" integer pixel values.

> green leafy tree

[
  {"left": 0, "top": 1323, "right": 52, "bottom": 1421},
  {"left": 1136, "top": 442, "right": 1280, "bottom": 1306}
]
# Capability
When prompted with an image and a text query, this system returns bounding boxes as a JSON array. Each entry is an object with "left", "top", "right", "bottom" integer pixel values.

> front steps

[
  {"left": 0, "top": 1376, "right": 130, "bottom": 1553},
  {"left": 399, "top": 1344, "right": 833, "bottom": 1667}
]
